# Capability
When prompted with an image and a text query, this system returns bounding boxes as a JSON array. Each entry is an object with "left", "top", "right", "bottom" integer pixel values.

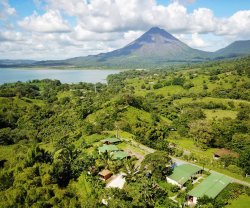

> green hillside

[{"left": 0, "top": 56, "right": 250, "bottom": 207}]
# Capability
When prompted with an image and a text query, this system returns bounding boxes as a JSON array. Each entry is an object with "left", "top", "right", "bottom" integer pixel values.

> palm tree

[{"left": 122, "top": 158, "right": 140, "bottom": 183}]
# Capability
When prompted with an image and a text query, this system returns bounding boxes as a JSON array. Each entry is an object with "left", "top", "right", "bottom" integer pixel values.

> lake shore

[{"left": 0, "top": 68, "right": 124, "bottom": 84}]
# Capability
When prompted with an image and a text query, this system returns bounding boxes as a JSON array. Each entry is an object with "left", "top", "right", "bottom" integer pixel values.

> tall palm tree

[{"left": 122, "top": 158, "right": 140, "bottom": 183}]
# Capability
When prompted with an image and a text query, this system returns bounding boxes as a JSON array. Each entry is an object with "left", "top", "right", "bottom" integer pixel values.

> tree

[
  {"left": 197, "top": 195, "right": 214, "bottom": 206},
  {"left": 0, "top": 128, "right": 13, "bottom": 145},
  {"left": 203, "top": 84, "right": 208, "bottom": 90},
  {"left": 125, "top": 177, "right": 168, "bottom": 207},
  {"left": 239, "top": 149, "right": 250, "bottom": 175},
  {"left": 122, "top": 158, "right": 140, "bottom": 183},
  {"left": 183, "top": 82, "right": 194, "bottom": 89},
  {"left": 141, "top": 151, "right": 172, "bottom": 179},
  {"left": 50, "top": 144, "right": 82, "bottom": 187},
  {"left": 189, "top": 120, "right": 213, "bottom": 149},
  {"left": 172, "top": 77, "right": 185, "bottom": 86},
  {"left": 51, "top": 148, "right": 72, "bottom": 187},
  {"left": 237, "top": 108, "right": 250, "bottom": 120},
  {"left": 230, "top": 134, "right": 250, "bottom": 152},
  {"left": 211, "top": 119, "right": 236, "bottom": 147}
]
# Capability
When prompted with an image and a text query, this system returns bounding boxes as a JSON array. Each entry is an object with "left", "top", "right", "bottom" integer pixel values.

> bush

[
  {"left": 227, "top": 165, "right": 243, "bottom": 175},
  {"left": 170, "top": 185, "right": 180, "bottom": 193}
]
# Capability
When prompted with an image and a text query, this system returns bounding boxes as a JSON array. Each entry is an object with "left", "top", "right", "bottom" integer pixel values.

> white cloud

[
  {"left": 216, "top": 10, "right": 250, "bottom": 39},
  {"left": 1, "top": 0, "right": 250, "bottom": 59},
  {"left": 184, "top": 33, "right": 210, "bottom": 49},
  {"left": 173, "top": 0, "right": 196, "bottom": 4},
  {"left": 0, "top": 31, "right": 24, "bottom": 42},
  {"left": 123, "top": 30, "right": 144, "bottom": 42},
  {"left": 72, "top": 25, "right": 121, "bottom": 41},
  {"left": 0, "top": 0, "right": 16, "bottom": 19},
  {"left": 44, "top": 0, "right": 250, "bottom": 39},
  {"left": 46, "top": 0, "right": 88, "bottom": 17},
  {"left": 18, "top": 10, "right": 71, "bottom": 33}
]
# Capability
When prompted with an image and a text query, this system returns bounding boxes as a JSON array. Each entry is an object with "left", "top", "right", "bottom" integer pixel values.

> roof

[
  {"left": 111, "top": 151, "right": 129, "bottom": 160},
  {"left": 98, "top": 145, "right": 119, "bottom": 153},
  {"left": 188, "top": 173, "right": 231, "bottom": 199},
  {"left": 168, "top": 164, "right": 202, "bottom": 185},
  {"left": 214, "top": 148, "right": 239, "bottom": 158},
  {"left": 99, "top": 169, "right": 112, "bottom": 177},
  {"left": 102, "top": 138, "right": 121, "bottom": 143}
]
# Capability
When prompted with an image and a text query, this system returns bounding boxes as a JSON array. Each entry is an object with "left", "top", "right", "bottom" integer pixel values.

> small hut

[{"left": 99, "top": 169, "right": 113, "bottom": 181}]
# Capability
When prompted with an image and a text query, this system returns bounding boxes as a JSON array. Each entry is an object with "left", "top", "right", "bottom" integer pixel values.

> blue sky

[
  {"left": 1, "top": 0, "right": 250, "bottom": 60},
  {"left": 8, "top": 0, "right": 250, "bottom": 20}
]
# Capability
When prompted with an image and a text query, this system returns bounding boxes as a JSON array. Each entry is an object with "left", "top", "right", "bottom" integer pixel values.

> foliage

[
  {"left": 0, "top": 56, "right": 249, "bottom": 206},
  {"left": 239, "top": 149, "right": 250, "bottom": 175},
  {"left": 141, "top": 151, "right": 172, "bottom": 179}
]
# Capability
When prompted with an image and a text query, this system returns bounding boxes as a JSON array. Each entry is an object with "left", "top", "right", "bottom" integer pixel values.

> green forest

[{"left": 0, "top": 56, "right": 250, "bottom": 208}]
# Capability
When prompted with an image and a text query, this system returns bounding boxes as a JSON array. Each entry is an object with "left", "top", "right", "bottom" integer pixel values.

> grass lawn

[
  {"left": 123, "top": 106, "right": 171, "bottom": 124},
  {"left": 154, "top": 85, "right": 185, "bottom": 96},
  {"left": 57, "top": 90, "right": 73, "bottom": 99},
  {"left": 168, "top": 137, "right": 218, "bottom": 159},
  {"left": 0, "top": 97, "right": 45, "bottom": 110},
  {"left": 226, "top": 194, "right": 250, "bottom": 208},
  {"left": 117, "top": 142, "right": 147, "bottom": 156},
  {"left": 76, "top": 134, "right": 104, "bottom": 146},
  {"left": 173, "top": 97, "right": 250, "bottom": 109},
  {"left": 122, "top": 106, "right": 152, "bottom": 124},
  {"left": 104, "top": 130, "right": 135, "bottom": 140},
  {"left": 204, "top": 109, "right": 238, "bottom": 120}
]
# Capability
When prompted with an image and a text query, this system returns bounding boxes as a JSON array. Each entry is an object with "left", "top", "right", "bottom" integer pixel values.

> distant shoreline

[{"left": 0, "top": 66, "right": 132, "bottom": 71}]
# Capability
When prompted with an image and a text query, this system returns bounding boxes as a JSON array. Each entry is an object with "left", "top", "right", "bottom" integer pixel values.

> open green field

[
  {"left": 168, "top": 137, "right": 218, "bottom": 159},
  {"left": 226, "top": 194, "right": 250, "bottom": 208},
  {"left": 173, "top": 97, "right": 250, "bottom": 109},
  {"left": 117, "top": 142, "right": 147, "bottom": 156},
  {"left": 122, "top": 106, "right": 152, "bottom": 124},
  {"left": 204, "top": 109, "right": 238, "bottom": 120},
  {"left": 104, "top": 130, "right": 135, "bottom": 140}
]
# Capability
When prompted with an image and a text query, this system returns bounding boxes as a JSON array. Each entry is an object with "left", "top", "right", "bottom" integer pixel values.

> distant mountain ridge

[
  {"left": 1, "top": 27, "right": 250, "bottom": 68},
  {"left": 215, "top": 40, "right": 250, "bottom": 57}
]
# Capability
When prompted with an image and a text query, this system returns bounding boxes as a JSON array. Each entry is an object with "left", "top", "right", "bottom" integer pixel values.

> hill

[
  {"left": 0, "top": 56, "right": 250, "bottom": 207},
  {"left": 215, "top": 40, "right": 250, "bottom": 58}
]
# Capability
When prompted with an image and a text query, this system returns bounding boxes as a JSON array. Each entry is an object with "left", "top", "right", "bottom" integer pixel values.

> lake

[{"left": 0, "top": 68, "right": 123, "bottom": 84}]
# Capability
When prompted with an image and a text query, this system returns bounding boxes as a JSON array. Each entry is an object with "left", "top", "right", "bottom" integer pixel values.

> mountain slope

[
  {"left": 0, "top": 59, "right": 36, "bottom": 67},
  {"left": 1, "top": 27, "right": 250, "bottom": 68},
  {"left": 215, "top": 40, "right": 250, "bottom": 58},
  {"left": 65, "top": 27, "right": 212, "bottom": 67}
]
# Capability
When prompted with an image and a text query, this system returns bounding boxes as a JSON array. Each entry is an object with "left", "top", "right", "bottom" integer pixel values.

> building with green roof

[
  {"left": 111, "top": 151, "right": 130, "bottom": 160},
  {"left": 166, "top": 164, "right": 202, "bottom": 187},
  {"left": 98, "top": 145, "right": 119, "bottom": 154},
  {"left": 102, "top": 138, "right": 121, "bottom": 144},
  {"left": 187, "top": 173, "right": 231, "bottom": 205}
]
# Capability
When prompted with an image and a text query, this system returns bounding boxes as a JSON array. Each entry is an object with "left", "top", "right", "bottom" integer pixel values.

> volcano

[{"left": 2, "top": 27, "right": 250, "bottom": 68}]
